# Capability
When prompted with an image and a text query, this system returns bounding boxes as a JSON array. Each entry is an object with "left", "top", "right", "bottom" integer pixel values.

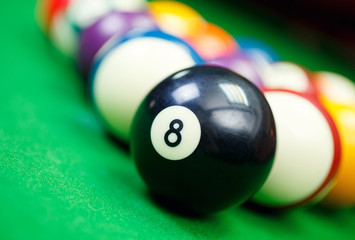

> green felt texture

[{"left": 0, "top": 0, "right": 354, "bottom": 239}]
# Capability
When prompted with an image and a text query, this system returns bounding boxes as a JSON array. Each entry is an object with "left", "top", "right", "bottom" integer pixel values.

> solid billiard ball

[
  {"left": 311, "top": 72, "right": 355, "bottom": 207},
  {"left": 252, "top": 90, "right": 340, "bottom": 208},
  {"left": 260, "top": 61, "right": 317, "bottom": 98},
  {"left": 49, "top": 0, "right": 147, "bottom": 57},
  {"left": 77, "top": 11, "right": 158, "bottom": 79},
  {"left": 131, "top": 65, "right": 276, "bottom": 214},
  {"left": 90, "top": 30, "right": 203, "bottom": 142},
  {"left": 185, "top": 22, "right": 239, "bottom": 60},
  {"left": 207, "top": 52, "right": 264, "bottom": 89},
  {"left": 148, "top": 0, "right": 206, "bottom": 39}
]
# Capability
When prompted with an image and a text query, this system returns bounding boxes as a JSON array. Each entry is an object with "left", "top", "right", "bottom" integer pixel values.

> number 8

[{"left": 164, "top": 119, "right": 183, "bottom": 147}]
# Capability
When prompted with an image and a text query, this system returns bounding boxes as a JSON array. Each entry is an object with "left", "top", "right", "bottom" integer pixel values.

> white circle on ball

[{"left": 150, "top": 106, "right": 201, "bottom": 161}]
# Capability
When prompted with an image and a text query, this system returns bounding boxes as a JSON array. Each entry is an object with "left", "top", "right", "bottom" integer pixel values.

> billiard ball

[
  {"left": 319, "top": 101, "right": 355, "bottom": 208},
  {"left": 90, "top": 30, "right": 203, "bottom": 142},
  {"left": 131, "top": 65, "right": 276, "bottom": 214},
  {"left": 77, "top": 11, "right": 158, "bottom": 79},
  {"left": 49, "top": 0, "right": 147, "bottom": 57},
  {"left": 252, "top": 90, "right": 340, "bottom": 208},
  {"left": 148, "top": 0, "right": 206, "bottom": 39},
  {"left": 311, "top": 72, "right": 355, "bottom": 208},
  {"left": 312, "top": 72, "right": 355, "bottom": 106},
  {"left": 236, "top": 38, "right": 279, "bottom": 76},
  {"left": 185, "top": 22, "right": 239, "bottom": 60},
  {"left": 35, "top": 0, "right": 49, "bottom": 32},
  {"left": 36, "top": 0, "right": 71, "bottom": 33},
  {"left": 236, "top": 37, "right": 280, "bottom": 64},
  {"left": 260, "top": 61, "right": 316, "bottom": 98},
  {"left": 207, "top": 52, "right": 264, "bottom": 89}
]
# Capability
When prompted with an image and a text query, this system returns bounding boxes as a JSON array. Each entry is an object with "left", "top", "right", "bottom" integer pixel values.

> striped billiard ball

[
  {"left": 90, "top": 30, "right": 203, "bottom": 142},
  {"left": 252, "top": 90, "right": 340, "bottom": 209}
]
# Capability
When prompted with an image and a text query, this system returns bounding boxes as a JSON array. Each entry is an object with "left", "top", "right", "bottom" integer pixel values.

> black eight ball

[{"left": 131, "top": 65, "right": 276, "bottom": 214}]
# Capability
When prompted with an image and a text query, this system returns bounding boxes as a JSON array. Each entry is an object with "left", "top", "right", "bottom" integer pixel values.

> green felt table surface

[{"left": 1, "top": 0, "right": 355, "bottom": 239}]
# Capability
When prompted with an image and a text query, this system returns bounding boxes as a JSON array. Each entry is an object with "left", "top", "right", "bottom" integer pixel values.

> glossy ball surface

[
  {"left": 320, "top": 100, "right": 355, "bottom": 208},
  {"left": 148, "top": 0, "right": 206, "bottom": 39},
  {"left": 36, "top": 0, "right": 71, "bottom": 33},
  {"left": 50, "top": 0, "right": 147, "bottom": 57},
  {"left": 78, "top": 11, "right": 158, "bottom": 78},
  {"left": 312, "top": 72, "right": 355, "bottom": 107},
  {"left": 91, "top": 31, "right": 202, "bottom": 142},
  {"left": 312, "top": 72, "right": 355, "bottom": 207},
  {"left": 207, "top": 52, "right": 264, "bottom": 89},
  {"left": 260, "top": 62, "right": 316, "bottom": 98},
  {"left": 252, "top": 90, "right": 340, "bottom": 208},
  {"left": 236, "top": 38, "right": 279, "bottom": 75},
  {"left": 131, "top": 66, "right": 276, "bottom": 214},
  {"left": 237, "top": 37, "right": 280, "bottom": 63},
  {"left": 186, "top": 22, "right": 239, "bottom": 60}
]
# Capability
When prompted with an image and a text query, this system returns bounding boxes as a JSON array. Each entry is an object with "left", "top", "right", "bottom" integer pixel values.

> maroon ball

[
  {"left": 77, "top": 11, "right": 158, "bottom": 79},
  {"left": 208, "top": 53, "right": 264, "bottom": 89}
]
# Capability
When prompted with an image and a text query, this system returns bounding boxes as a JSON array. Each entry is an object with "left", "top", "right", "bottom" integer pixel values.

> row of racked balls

[{"left": 37, "top": 0, "right": 355, "bottom": 214}]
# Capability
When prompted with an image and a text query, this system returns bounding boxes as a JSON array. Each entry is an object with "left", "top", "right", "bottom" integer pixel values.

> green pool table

[{"left": 1, "top": 0, "right": 354, "bottom": 239}]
